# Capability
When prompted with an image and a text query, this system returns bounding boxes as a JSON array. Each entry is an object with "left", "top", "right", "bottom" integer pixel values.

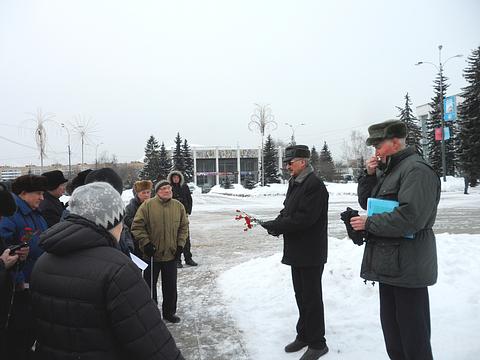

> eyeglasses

[{"left": 285, "top": 159, "right": 302, "bottom": 166}]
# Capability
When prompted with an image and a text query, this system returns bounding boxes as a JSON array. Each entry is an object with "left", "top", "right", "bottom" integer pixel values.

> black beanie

[{"left": 85, "top": 168, "right": 123, "bottom": 195}]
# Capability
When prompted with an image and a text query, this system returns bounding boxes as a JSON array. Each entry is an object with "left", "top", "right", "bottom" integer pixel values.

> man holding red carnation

[{"left": 260, "top": 145, "right": 329, "bottom": 360}]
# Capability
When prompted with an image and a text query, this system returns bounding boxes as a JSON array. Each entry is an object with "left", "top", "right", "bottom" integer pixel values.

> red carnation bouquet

[
  {"left": 235, "top": 210, "right": 260, "bottom": 231},
  {"left": 20, "top": 227, "right": 35, "bottom": 242}
]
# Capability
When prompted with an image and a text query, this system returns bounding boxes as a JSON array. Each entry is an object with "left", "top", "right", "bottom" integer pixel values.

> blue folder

[{"left": 367, "top": 198, "right": 414, "bottom": 239}]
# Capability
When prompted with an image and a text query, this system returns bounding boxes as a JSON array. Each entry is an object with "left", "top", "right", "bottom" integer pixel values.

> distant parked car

[{"left": 201, "top": 185, "right": 212, "bottom": 194}]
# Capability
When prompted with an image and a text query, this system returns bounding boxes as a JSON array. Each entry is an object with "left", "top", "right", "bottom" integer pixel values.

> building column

[
  {"left": 277, "top": 146, "right": 283, "bottom": 175},
  {"left": 193, "top": 149, "right": 197, "bottom": 185},
  {"left": 258, "top": 147, "right": 262, "bottom": 183},
  {"left": 215, "top": 147, "right": 219, "bottom": 186},
  {"left": 237, "top": 147, "right": 241, "bottom": 184}
]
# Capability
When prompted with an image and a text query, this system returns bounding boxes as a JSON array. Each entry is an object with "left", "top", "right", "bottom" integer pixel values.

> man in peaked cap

[
  {"left": 39, "top": 170, "right": 68, "bottom": 227},
  {"left": 260, "top": 145, "right": 330, "bottom": 360},
  {"left": 350, "top": 119, "right": 440, "bottom": 360}
]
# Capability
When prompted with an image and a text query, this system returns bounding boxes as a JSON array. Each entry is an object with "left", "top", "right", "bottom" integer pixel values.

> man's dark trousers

[
  {"left": 379, "top": 283, "right": 433, "bottom": 360},
  {"left": 291, "top": 265, "right": 326, "bottom": 350},
  {"left": 143, "top": 259, "right": 178, "bottom": 317}
]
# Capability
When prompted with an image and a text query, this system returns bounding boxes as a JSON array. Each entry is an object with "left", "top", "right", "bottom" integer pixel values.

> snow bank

[
  {"left": 440, "top": 176, "right": 466, "bottom": 192},
  {"left": 208, "top": 177, "right": 467, "bottom": 197},
  {"left": 218, "top": 234, "right": 480, "bottom": 359}
]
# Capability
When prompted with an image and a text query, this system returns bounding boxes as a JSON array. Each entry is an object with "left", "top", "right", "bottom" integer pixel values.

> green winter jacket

[
  {"left": 131, "top": 196, "right": 188, "bottom": 261},
  {"left": 357, "top": 147, "right": 441, "bottom": 288}
]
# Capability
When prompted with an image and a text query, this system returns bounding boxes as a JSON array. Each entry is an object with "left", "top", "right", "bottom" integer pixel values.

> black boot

[
  {"left": 163, "top": 314, "right": 181, "bottom": 323},
  {"left": 185, "top": 258, "right": 198, "bottom": 266},
  {"left": 176, "top": 259, "right": 183, "bottom": 268},
  {"left": 299, "top": 346, "right": 329, "bottom": 360},
  {"left": 285, "top": 339, "right": 307, "bottom": 353}
]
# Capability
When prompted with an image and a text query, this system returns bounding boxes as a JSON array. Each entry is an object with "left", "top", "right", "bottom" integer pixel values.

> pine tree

[
  {"left": 263, "top": 135, "right": 280, "bottom": 184},
  {"left": 139, "top": 135, "right": 161, "bottom": 181},
  {"left": 397, "top": 93, "right": 423, "bottom": 156},
  {"left": 182, "top": 139, "right": 194, "bottom": 183},
  {"left": 426, "top": 72, "right": 456, "bottom": 176},
  {"left": 158, "top": 142, "right": 172, "bottom": 180},
  {"left": 310, "top": 146, "right": 321, "bottom": 178},
  {"left": 172, "top": 132, "right": 185, "bottom": 173},
  {"left": 457, "top": 46, "right": 480, "bottom": 185},
  {"left": 318, "top": 141, "right": 337, "bottom": 182}
]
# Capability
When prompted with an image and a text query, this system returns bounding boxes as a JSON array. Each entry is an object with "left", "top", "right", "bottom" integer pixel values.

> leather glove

[
  {"left": 260, "top": 220, "right": 280, "bottom": 237},
  {"left": 143, "top": 242, "right": 156, "bottom": 257},
  {"left": 267, "top": 229, "right": 280, "bottom": 237},
  {"left": 175, "top": 246, "right": 183, "bottom": 260},
  {"left": 340, "top": 207, "right": 366, "bottom": 246}
]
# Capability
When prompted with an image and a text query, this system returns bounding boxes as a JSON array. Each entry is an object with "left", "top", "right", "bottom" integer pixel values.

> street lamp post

[
  {"left": 61, "top": 123, "right": 72, "bottom": 179},
  {"left": 416, "top": 45, "right": 462, "bottom": 182},
  {"left": 285, "top": 122, "right": 306, "bottom": 145},
  {"left": 95, "top": 142, "right": 104, "bottom": 169}
]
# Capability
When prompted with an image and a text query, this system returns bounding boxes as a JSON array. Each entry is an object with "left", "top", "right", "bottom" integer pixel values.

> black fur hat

[
  {"left": 283, "top": 145, "right": 310, "bottom": 163},
  {"left": 42, "top": 170, "right": 68, "bottom": 191},
  {"left": 68, "top": 169, "right": 93, "bottom": 195},
  {"left": 85, "top": 168, "right": 123, "bottom": 195},
  {"left": 0, "top": 182, "right": 17, "bottom": 217},
  {"left": 11, "top": 175, "right": 48, "bottom": 195},
  {"left": 366, "top": 120, "right": 407, "bottom": 146}
]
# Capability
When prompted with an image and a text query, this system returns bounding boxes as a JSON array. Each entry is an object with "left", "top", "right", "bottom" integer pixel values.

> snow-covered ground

[
  {"left": 212, "top": 178, "right": 479, "bottom": 360},
  {"left": 74, "top": 176, "right": 478, "bottom": 359}
]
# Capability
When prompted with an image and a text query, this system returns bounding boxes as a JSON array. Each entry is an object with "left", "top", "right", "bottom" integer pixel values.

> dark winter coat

[
  {"left": 124, "top": 196, "right": 142, "bottom": 229},
  {"left": 261, "top": 165, "right": 329, "bottom": 267},
  {"left": 0, "top": 237, "right": 13, "bottom": 332},
  {"left": 124, "top": 196, "right": 142, "bottom": 255},
  {"left": 357, "top": 147, "right": 441, "bottom": 288},
  {"left": 167, "top": 171, "right": 192, "bottom": 215},
  {"left": 38, "top": 191, "right": 66, "bottom": 228},
  {"left": 31, "top": 215, "right": 184, "bottom": 360},
  {"left": 0, "top": 194, "right": 47, "bottom": 285}
]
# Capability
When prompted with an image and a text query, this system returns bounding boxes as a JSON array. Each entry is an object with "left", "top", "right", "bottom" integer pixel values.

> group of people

[
  {"left": 0, "top": 118, "right": 441, "bottom": 360},
  {"left": 0, "top": 166, "right": 198, "bottom": 359},
  {"left": 260, "top": 119, "right": 440, "bottom": 360}
]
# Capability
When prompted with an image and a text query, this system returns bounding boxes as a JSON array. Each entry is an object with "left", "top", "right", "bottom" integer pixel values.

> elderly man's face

[
  {"left": 285, "top": 158, "right": 307, "bottom": 177},
  {"left": 20, "top": 191, "right": 44, "bottom": 209},
  {"left": 49, "top": 183, "right": 66, "bottom": 199},
  {"left": 374, "top": 138, "right": 401, "bottom": 162},
  {"left": 156, "top": 184, "right": 173, "bottom": 200}
]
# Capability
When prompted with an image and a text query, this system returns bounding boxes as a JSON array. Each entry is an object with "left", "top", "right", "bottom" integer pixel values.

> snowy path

[{"left": 163, "top": 191, "right": 480, "bottom": 359}]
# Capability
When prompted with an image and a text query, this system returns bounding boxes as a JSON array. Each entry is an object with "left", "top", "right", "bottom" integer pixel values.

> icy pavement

[{"left": 161, "top": 191, "right": 480, "bottom": 359}]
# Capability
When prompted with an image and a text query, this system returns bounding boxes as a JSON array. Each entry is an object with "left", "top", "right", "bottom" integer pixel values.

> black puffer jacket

[
  {"left": 31, "top": 215, "right": 184, "bottom": 360},
  {"left": 262, "top": 166, "right": 329, "bottom": 267},
  {"left": 38, "top": 191, "right": 66, "bottom": 228}
]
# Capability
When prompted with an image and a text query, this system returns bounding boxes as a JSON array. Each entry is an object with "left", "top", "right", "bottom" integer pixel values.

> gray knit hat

[
  {"left": 69, "top": 182, "right": 125, "bottom": 230},
  {"left": 155, "top": 179, "right": 170, "bottom": 193}
]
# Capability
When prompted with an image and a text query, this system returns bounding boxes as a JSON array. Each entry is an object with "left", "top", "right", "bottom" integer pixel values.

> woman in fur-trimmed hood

[{"left": 166, "top": 171, "right": 197, "bottom": 267}]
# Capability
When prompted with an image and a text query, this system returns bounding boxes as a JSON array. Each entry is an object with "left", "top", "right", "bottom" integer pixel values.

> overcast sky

[{"left": 1, "top": 0, "right": 479, "bottom": 166}]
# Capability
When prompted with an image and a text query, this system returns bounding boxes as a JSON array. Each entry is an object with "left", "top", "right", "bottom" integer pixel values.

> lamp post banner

[
  {"left": 435, "top": 127, "right": 451, "bottom": 141},
  {"left": 444, "top": 96, "right": 457, "bottom": 121}
]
